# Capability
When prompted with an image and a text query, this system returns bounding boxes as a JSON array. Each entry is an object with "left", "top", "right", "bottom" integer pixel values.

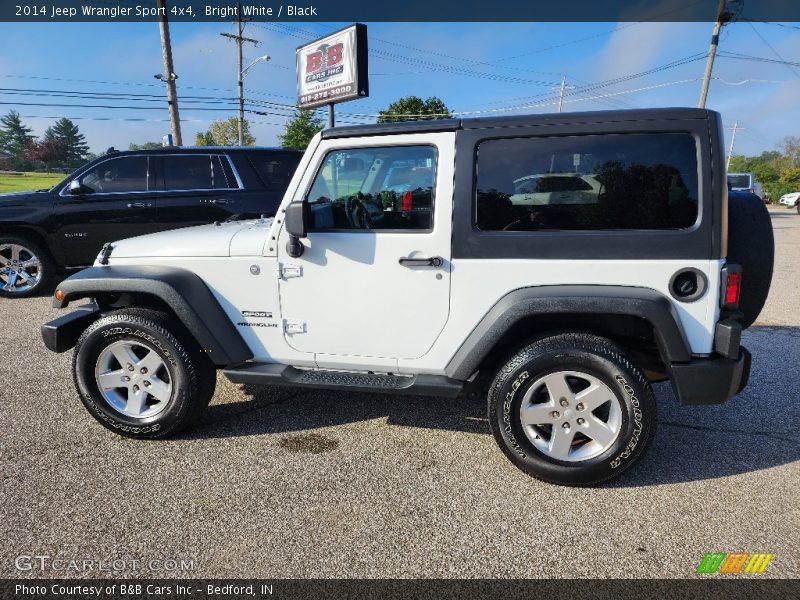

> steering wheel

[{"left": 344, "top": 194, "right": 373, "bottom": 229}]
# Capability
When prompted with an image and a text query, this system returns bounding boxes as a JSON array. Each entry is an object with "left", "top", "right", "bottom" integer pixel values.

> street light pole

[
  {"left": 727, "top": 121, "right": 742, "bottom": 170},
  {"left": 557, "top": 75, "right": 566, "bottom": 113},
  {"left": 236, "top": 1, "right": 244, "bottom": 146},
  {"left": 220, "top": 0, "right": 259, "bottom": 146}
]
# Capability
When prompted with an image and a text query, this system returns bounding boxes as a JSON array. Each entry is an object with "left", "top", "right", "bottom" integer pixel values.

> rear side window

[
  {"left": 163, "top": 155, "right": 236, "bottom": 190},
  {"left": 248, "top": 153, "right": 301, "bottom": 191},
  {"left": 475, "top": 133, "right": 699, "bottom": 231}
]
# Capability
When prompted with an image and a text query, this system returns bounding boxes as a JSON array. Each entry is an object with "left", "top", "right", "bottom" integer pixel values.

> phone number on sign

[{"left": 300, "top": 85, "right": 355, "bottom": 105}]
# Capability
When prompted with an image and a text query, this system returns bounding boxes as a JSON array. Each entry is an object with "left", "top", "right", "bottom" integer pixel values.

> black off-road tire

[
  {"left": 727, "top": 191, "right": 775, "bottom": 329},
  {"left": 73, "top": 309, "right": 215, "bottom": 438},
  {"left": 488, "top": 332, "right": 657, "bottom": 486},
  {"left": 0, "top": 235, "right": 55, "bottom": 298}
]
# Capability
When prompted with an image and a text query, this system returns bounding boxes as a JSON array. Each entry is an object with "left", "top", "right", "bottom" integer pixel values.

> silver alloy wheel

[
  {"left": 0, "top": 243, "right": 43, "bottom": 294},
  {"left": 94, "top": 341, "right": 173, "bottom": 419},
  {"left": 519, "top": 370, "right": 622, "bottom": 462}
]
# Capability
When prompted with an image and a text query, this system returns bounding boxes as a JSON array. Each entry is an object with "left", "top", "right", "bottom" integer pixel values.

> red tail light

[
  {"left": 402, "top": 191, "right": 413, "bottom": 212},
  {"left": 723, "top": 269, "right": 742, "bottom": 308}
]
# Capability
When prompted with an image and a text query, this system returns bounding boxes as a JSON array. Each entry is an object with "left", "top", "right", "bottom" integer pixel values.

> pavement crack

[{"left": 660, "top": 420, "right": 797, "bottom": 444}]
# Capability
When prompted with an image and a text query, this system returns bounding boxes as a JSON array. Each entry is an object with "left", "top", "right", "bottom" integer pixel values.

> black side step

[{"left": 223, "top": 363, "right": 464, "bottom": 398}]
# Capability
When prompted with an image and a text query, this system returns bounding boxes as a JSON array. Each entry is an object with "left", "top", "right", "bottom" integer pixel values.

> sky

[{"left": 0, "top": 19, "right": 798, "bottom": 156}]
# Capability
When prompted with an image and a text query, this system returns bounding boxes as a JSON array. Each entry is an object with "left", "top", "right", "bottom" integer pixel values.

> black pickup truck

[{"left": 0, "top": 146, "right": 301, "bottom": 297}]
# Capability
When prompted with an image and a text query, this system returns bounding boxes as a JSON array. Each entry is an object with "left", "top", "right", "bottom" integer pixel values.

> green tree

[
  {"left": 195, "top": 117, "right": 255, "bottom": 146},
  {"left": 194, "top": 131, "right": 215, "bottom": 146},
  {"left": 43, "top": 118, "right": 89, "bottom": 167},
  {"left": 779, "top": 135, "right": 800, "bottom": 168},
  {"left": 0, "top": 110, "right": 35, "bottom": 170},
  {"left": 377, "top": 96, "right": 452, "bottom": 123},
  {"left": 129, "top": 141, "right": 164, "bottom": 151},
  {"left": 278, "top": 109, "right": 323, "bottom": 150},
  {"left": 728, "top": 143, "right": 800, "bottom": 202}
]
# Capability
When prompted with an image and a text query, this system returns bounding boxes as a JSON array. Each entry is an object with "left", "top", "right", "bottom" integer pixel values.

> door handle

[
  {"left": 210, "top": 198, "right": 234, "bottom": 205},
  {"left": 127, "top": 202, "right": 152, "bottom": 208},
  {"left": 399, "top": 256, "right": 443, "bottom": 268}
]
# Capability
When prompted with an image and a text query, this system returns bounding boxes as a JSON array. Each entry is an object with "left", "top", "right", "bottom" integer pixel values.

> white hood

[{"left": 106, "top": 218, "right": 274, "bottom": 259}]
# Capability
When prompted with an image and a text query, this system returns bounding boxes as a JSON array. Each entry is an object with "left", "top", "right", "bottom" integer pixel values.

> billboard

[{"left": 296, "top": 23, "right": 369, "bottom": 109}]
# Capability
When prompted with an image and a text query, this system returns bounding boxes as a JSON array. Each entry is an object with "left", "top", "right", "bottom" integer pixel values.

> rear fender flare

[{"left": 444, "top": 285, "right": 692, "bottom": 381}]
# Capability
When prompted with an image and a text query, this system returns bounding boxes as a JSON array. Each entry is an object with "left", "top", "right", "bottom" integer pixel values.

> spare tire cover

[{"left": 726, "top": 191, "right": 775, "bottom": 329}]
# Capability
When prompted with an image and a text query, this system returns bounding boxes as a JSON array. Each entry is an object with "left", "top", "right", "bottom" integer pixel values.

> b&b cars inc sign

[{"left": 296, "top": 23, "right": 369, "bottom": 109}]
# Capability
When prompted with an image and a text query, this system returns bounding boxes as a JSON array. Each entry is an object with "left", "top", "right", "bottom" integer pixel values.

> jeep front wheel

[
  {"left": 488, "top": 332, "right": 656, "bottom": 486},
  {"left": 73, "top": 310, "right": 213, "bottom": 438}
]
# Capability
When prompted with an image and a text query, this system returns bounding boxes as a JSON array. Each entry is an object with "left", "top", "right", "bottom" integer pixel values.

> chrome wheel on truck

[{"left": 0, "top": 242, "right": 45, "bottom": 296}]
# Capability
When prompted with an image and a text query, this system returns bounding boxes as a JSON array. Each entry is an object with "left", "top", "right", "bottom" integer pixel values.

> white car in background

[
  {"left": 778, "top": 191, "right": 800, "bottom": 208},
  {"left": 510, "top": 173, "right": 603, "bottom": 205}
]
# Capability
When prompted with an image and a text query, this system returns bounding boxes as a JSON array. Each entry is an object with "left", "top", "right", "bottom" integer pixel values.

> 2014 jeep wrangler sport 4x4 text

[{"left": 41, "top": 108, "right": 774, "bottom": 486}]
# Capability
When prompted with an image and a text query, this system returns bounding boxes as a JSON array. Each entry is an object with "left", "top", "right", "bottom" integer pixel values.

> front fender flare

[{"left": 53, "top": 265, "right": 253, "bottom": 367}]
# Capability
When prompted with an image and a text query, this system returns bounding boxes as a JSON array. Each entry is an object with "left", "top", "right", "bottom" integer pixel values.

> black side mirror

[
  {"left": 68, "top": 179, "right": 83, "bottom": 195},
  {"left": 285, "top": 201, "right": 308, "bottom": 238},
  {"left": 284, "top": 201, "right": 309, "bottom": 258}
]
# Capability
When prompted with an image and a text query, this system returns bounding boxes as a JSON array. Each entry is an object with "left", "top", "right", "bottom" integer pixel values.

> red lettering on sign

[
  {"left": 306, "top": 51, "right": 322, "bottom": 73},
  {"left": 327, "top": 43, "right": 343, "bottom": 66}
]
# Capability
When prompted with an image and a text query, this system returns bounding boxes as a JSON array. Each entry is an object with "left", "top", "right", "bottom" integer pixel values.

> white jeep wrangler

[{"left": 42, "top": 108, "right": 774, "bottom": 486}]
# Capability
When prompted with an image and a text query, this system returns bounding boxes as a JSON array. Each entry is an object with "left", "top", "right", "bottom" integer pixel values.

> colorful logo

[{"left": 696, "top": 552, "right": 774, "bottom": 574}]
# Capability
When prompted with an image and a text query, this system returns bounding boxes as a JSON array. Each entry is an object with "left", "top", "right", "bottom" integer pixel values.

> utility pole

[
  {"left": 156, "top": 0, "right": 182, "bottom": 145},
  {"left": 220, "top": 0, "right": 259, "bottom": 146},
  {"left": 328, "top": 104, "right": 335, "bottom": 128},
  {"left": 698, "top": 0, "right": 729, "bottom": 108},
  {"left": 726, "top": 121, "right": 743, "bottom": 169},
  {"left": 557, "top": 75, "right": 567, "bottom": 113}
]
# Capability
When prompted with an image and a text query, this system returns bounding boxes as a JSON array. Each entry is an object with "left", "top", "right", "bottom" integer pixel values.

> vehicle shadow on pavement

[
  {"left": 192, "top": 384, "right": 490, "bottom": 440},
  {"left": 189, "top": 325, "right": 799, "bottom": 486}
]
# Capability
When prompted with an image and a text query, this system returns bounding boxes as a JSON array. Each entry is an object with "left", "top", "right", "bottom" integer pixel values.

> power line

[
  {"left": 258, "top": 18, "right": 708, "bottom": 115},
  {"left": 20, "top": 114, "right": 294, "bottom": 128},
  {"left": 0, "top": 74, "right": 297, "bottom": 101},
  {"left": 747, "top": 22, "right": 800, "bottom": 80},
  {"left": 0, "top": 101, "right": 239, "bottom": 111},
  {"left": 254, "top": 22, "right": 562, "bottom": 87},
  {"left": 717, "top": 51, "right": 800, "bottom": 68},
  {"left": 741, "top": 20, "right": 800, "bottom": 31}
]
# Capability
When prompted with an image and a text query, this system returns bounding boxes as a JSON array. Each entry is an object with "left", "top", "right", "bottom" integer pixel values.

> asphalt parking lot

[{"left": 0, "top": 207, "right": 797, "bottom": 579}]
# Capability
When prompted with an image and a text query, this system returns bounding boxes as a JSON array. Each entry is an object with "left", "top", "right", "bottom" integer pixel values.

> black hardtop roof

[{"left": 322, "top": 107, "right": 717, "bottom": 139}]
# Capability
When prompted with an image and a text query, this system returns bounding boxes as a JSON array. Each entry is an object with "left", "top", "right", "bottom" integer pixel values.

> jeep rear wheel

[
  {"left": 73, "top": 310, "right": 214, "bottom": 438},
  {"left": 488, "top": 332, "right": 656, "bottom": 486}
]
